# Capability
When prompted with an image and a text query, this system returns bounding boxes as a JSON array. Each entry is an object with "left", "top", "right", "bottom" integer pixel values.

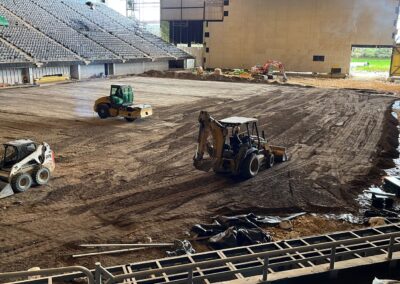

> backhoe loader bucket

[
  {"left": 0, "top": 181, "right": 14, "bottom": 199},
  {"left": 270, "top": 145, "right": 288, "bottom": 163},
  {"left": 193, "top": 152, "right": 215, "bottom": 172}
]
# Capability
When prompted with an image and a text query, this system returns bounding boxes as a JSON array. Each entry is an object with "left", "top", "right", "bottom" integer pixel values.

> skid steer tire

[
  {"left": 266, "top": 154, "right": 275, "bottom": 168},
  {"left": 241, "top": 153, "right": 260, "bottom": 179},
  {"left": 97, "top": 104, "right": 110, "bottom": 119},
  {"left": 34, "top": 167, "right": 51, "bottom": 185},
  {"left": 11, "top": 173, "right": 33, "bottom": 193}
]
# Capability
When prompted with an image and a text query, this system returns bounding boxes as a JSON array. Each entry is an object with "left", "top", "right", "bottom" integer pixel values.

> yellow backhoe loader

[{"left": 193, "top": 111, "right": 287, "bottom": 178}]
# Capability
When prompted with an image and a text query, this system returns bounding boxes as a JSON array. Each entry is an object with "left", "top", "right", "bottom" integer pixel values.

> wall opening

[
  {"left": 169, "top": 59, "right": 184, "bottom": 69},
  {"left": 104, "top": 63, "right": 114, "bottom": 76},
  {"left": 350, "top": 46, "right": 393, "bottom": 78},
  {"left": 169, "top": 21, "right": 204, "bottom": 45}
]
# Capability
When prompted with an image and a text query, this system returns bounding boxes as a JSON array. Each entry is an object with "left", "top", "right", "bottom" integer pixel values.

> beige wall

[
  {"left": 204, "top": 0, "right": 399, "bottom": 73},
  {"left": 178, "top": 44, "right": 205, "bottom": 67}
]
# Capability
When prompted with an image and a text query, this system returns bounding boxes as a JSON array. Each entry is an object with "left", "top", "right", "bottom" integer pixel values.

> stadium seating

[
  {"left": 0, "top": 0, "right": 120, "bottom": 62},
  {"left": 0, "top": 40, "right": 29, "bottom": 63},
  {"left": 94, "top": 4, "right": 189, "bottom": 59},
  {"left": 33, "top": 0, "right": 148, "bottom": 61},
  {"left": 62, "top": 0, "right": 171, "bottom": 59},
  {"left": 0, "top": 4, "right": 79, "bottom": 63},
  {"left": 0, "top": 0, "right": 190, "bottom": 66}
]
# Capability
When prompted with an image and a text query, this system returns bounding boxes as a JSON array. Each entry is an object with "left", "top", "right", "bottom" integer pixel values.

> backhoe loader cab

[
  {"left": 193, "top": 111, "right": 287, "bottom": 179},
  {"left": 0, "top": 139, "right": 55, "bottom": 198},
  {"left": 220, "top": 117, "right": 264, "bottom": 145},
  {"left": 94, "top": 84, "right": 153, "bottom": 122}
]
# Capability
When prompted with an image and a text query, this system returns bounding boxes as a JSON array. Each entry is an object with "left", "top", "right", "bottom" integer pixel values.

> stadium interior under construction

[{"left": 0, "top": 1, "right": 400, "bottom": 284}]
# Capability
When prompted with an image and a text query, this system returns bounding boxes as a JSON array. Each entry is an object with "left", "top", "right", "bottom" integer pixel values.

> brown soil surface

[
  {"left": 268, "top": 215, "right": 363, "bottom": 241},
  {"left": 141, "top": 70, "right": 400, "bottom": 94},
  {"left": 288, "top": 77, "right": 400, "bottom": 94},
  {"left": 0, "top": 76, "right": 397, "bottom": 272}
]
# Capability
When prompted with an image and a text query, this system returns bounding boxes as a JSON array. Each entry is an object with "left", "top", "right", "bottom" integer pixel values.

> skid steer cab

[
  {"left": 0, "top": 139, "right": 55, "bottom": 199},
  {"left": 93, "top": 84, "right": 153, "bottom": 122},
  {"left": 193, "top": 111, "right": 287, "bottom": 179}
]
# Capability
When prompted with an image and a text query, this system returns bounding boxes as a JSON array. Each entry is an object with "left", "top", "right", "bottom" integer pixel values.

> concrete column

[
  {"left": 70, "top": 65, "right": 81, "bottom": 80},
  {"left": 23, "top": 68, "right": 33, "bottom": 84}
]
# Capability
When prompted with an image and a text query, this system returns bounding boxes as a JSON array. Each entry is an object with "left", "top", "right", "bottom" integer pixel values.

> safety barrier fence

[{"left": 1, "top": 223, "right": 400, "bottom": 284}]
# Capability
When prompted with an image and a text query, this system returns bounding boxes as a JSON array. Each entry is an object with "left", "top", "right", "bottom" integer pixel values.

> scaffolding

[{"left": 127, "top": 0, "right": 160, "bottom": 24}]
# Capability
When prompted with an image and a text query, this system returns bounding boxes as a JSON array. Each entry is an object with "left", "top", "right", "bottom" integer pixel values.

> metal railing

[
  {"left": 1, "top": 230, "right": 399, "bottom": 284},
  {"left": 0, "top": 266, "right": 94, "bottom": 284},
  {"left": 94, "top": 232, "right": 400, "bottom": 284}
]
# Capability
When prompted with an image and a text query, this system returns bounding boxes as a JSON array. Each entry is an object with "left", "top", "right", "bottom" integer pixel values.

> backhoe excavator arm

[{"left": 193, "top": 111, "right": 227, "bottom": 172}]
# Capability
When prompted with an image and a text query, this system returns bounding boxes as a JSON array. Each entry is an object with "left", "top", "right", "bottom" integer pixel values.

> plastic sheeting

[
  {"left": 192, "top": 213, "right": 305, "bottom": 249},
  {"left": 166, "top": 240, "right": 196, "bottom": 256}
]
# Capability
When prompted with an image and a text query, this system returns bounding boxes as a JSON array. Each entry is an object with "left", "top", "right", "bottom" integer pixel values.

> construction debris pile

[
  {"left": 192, "top": 213, "right": 305, "bottom": 249},
  {"left": 360, "top": 179, "right": 400, "bottom": 224},
  {"left": 166, "top": 240, "right": 196, "bottom": 256},
  {"left": 141, "top": 68, "right": 287, "bottom": 84}
]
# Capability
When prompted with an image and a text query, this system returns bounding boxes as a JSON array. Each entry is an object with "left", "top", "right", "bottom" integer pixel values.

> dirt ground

[
  {"left": 0, "top": 76, "right": 397, "bottom": 272},
  {"left": 141, "top": 70, "right": 400, "bottom": 94},
  {"left": 289, "top": 77, "right": 400, "bottom": 94}
]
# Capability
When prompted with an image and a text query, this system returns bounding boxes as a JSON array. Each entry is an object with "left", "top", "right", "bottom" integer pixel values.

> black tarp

[{"left": 192, "top": 212, "right": 306, "bottom": 249}]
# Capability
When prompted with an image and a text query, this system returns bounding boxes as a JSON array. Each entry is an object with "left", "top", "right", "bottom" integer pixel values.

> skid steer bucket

[{"left": 0, "top": 181, "right": 14, "bottom": 199}]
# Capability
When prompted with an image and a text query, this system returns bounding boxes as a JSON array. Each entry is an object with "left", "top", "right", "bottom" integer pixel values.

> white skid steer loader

[{"left": 0, "top": 139, "right": 55, "bottom": 199}]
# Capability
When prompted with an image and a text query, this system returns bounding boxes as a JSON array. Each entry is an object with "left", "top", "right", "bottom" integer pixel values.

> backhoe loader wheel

[
  {"left": 241, "top": 153, "right": 260, "bottom": 179},
  {"left": 274, "top": 153, "right": 288, "bottom": 163},
  {"left": 11, "top": 173, "right": 33, "bottom": 193},
  {"left": 97, "top": 104, "right": 110, "bottom": 119},
  {"left": 34, "top": 167, "right": 51, "bottom": 185},
  {"left": 266, "top": 154, "right": 275, "bottom": 168}
]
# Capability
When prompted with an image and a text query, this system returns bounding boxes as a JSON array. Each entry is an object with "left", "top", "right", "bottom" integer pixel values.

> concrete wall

[
  {"left": 144, "top": 61, "right": 169, "bottom": 72},
  {"left": 114, "top": 61, "right": 169, "bottom": 75},
  {"left": 204, "top": 0, "right": 399, "bottom": 74},
  {"left": 80, "top": 64, "right": 106, "bottom": 79},
  {"left": 0, "top": 66, "right": 71, "bottom": 85},
  {"left": 178, "top": 44, "right": 204, "bottom": 67},
  {"left": 31, "top": 66, "right": 70, "bottom": 80},
  {"left": 0, "top": 68, "right": 23, "bottom": 85},
  {"left": 70, "top": 65, "right": 80, "bottom": 80},
  {"left": 0, "top": 60, "right": 176, "bottom": 85}
]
